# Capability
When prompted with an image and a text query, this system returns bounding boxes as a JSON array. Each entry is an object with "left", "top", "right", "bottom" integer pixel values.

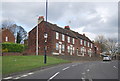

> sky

[{"left": 1, "top": 0, "right": 118, "bottom": 41}]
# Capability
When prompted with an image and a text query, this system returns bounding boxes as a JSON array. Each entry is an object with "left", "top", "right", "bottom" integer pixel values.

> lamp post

[{"left": 44, "top": 32, "right": 48, "bottom": 64}]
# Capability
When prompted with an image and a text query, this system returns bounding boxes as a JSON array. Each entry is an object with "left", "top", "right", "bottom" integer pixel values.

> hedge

[{"left": 2, "top": 42, "right": 25, "bottom": 52}]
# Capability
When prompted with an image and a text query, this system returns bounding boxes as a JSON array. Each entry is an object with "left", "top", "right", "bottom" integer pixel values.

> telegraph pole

[{"left": 36, "top": 17, "right": 39, "bottom": 56}]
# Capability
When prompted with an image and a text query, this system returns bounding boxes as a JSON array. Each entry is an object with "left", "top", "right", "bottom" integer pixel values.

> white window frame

[
  {"left": 62, "top": 44, "right": 65, "bottom": 51},
  {"left": 67, "top": 46, "right": 70, "bottom": 53},
  {"left": 73, "top": 38, "right": 74, "bottom": 44},
  {"left": 68, "top": 36, "right": 70, "bottom": 43},
  {"left": 5, "top": 36, "right": 8, "bottom": 42},
  {"left": 62, "top": 34, "right": 65, "bottom": 41},
  {"left": 88, "top": 42, "right": 89, "bottom": 47},
  {"left": 84, "top": 40, "right": 86, "bottom": 46},
  {"left": 80, "top": 39, "right": 82, "bottom": 45},
  {"left": 56, "top": 43, "right": 59, "bottom": 50},
  {"left": 56, "top": 32, "right": 59, "bottom": 39},
  {"left": 91, "top": 43, "right": 93, "bottom": 48}
]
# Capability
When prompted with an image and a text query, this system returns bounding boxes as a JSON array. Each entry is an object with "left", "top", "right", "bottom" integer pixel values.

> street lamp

[{"left": 44, "top": 32, "right": 48, "bottom": 64}]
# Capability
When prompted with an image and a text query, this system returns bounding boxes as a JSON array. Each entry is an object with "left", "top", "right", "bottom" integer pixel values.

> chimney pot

[
  {"left": 38, "top": 16, "right": 44, "bottom": 24},
  {"left": 64, "top": 26, "right": 70, "bottom": 30}
]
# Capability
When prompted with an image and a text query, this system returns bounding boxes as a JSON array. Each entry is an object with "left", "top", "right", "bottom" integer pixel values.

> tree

[
  {"left": 16, "top": 32, "right": 22, "bottom": 43},
  {"left": 104, "top": 38, "right": 118, "bottom": 56},
  {"left": 95, "top": 35, "right": 107, "bottom": 52},
  {"left": 95, "top": 35, "right": 118, "bottom": 56},
  {"left": 2, "top": 19, "right": 27, "bottom": 43}
]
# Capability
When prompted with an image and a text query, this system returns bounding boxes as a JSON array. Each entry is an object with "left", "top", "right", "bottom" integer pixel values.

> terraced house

[{"left": 28, "top": 16, "right": 101, "bottom": 57}]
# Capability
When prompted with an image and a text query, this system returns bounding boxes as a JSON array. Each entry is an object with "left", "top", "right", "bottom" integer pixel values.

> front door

[
  {"left": 59, "top": 44, "right": 62, "bottom": 54},
  {"left": 70, "top": 45, "right": 73, "bottom": 55}
]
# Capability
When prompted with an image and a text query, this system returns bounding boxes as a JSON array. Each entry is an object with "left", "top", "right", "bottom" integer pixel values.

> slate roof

[
  {"left": 45, "top": 21, "right": 92, "bottom": 42},
  {"left": 30, "top": 21, "right": 93, "bottom": 42},
  {"left": 45, "top": 21, "right": 77, "bottom": 38}
]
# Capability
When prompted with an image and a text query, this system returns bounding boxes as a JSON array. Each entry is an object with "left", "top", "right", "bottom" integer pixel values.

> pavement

[{"left": 2, "top": 60, "right": 119, "bottom": 81}]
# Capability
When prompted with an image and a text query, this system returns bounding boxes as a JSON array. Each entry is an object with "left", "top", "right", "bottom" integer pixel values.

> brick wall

[
  {"left": 1, "top": 29, "right": 15, "bottom": 43},
  {"left": 2, "top": 52, "right": 23, "bottom": 56}
]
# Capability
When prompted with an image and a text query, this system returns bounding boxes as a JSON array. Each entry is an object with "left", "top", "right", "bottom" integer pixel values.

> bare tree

[
  {"left": 105, "top": 38, "right": 118, "bottom": 56},
  {"left": 95, "top": 35, "right": 107, "bottom": 52},
  {"left": 95, "top": 35, "right": 118, "bottom": 57},
  {"left": 2, "top": 19, "right": 27, "bottom": 43},
  {"left": 2, "top": 19, "right": 15, "bottom": 29}
]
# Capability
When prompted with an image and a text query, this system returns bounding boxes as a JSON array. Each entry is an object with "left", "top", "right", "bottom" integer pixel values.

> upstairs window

[
  {"left": 84, "top": 40, "right": 86, "bottom": 46},
  {"left": 68, "top": 36, "right": 70, "bottom": 43},
  {"left": 62, "top": 34, "right": 65, "bottom": 41},
  {"left": 56, "top": 32, "right": 59, "bottom": 39},
  {"left": 80, "top": 39, "right": 83, "bottom": 45},
  {"left": 72, "top": 38, "right": 75, "bottom": 44},
  {"left": 91, "top": 43, "right": 93, "bottom": 48},
  {"left": 88, "top": 42, "right": 90, "bottom": 47}
]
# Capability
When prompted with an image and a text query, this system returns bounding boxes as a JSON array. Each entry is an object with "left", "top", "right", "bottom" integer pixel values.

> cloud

[{"left": 1, "top": 2, "right": 118, "bottom": 40}]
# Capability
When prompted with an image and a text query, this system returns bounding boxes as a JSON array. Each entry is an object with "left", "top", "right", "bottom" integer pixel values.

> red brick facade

[
  {"left": 28, "top": 17, "right": 101, "bottom": 57},
  {"left": 0, "top": 28, "right": 15, "bottom": 43},
  {"left": 94, "top": 42, "right": 102, "bottom": 55}
]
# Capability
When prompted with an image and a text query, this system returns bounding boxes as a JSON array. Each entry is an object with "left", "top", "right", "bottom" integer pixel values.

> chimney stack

[
  {"left": 64, "top": 26, "right": 70, "bottom": 30},
  {"left": 38, "top": 16, "right": 44, "bottom": 24},
  {"left": 83, "top": 33, "right": 85, "bottom": 36}
]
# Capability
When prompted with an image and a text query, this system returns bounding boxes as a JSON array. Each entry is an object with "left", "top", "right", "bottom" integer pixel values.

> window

[
  {"left": 56, "top": 32, "right": 59, "bottom": 39},
  {"left": 97, "top": 48, "right": 99, "bottom": 50},
  {"left": 73, "top": 38, "right": 74, "bottom": 44},
  {"left": 80, "top": 39, "right": 82, "bottom": 45},
  {"left": 80, "top": 47, "right": 85, "bottom": 56},
  {"left": 56, "top": 43, "right": 59, "bottom": 50},
  {"left": 88, "top": 42, "right": 90, "bottom": 47},
  {"left": 67, "top": 46, "right": 70, "bottom": 53},
  {"left": 91, "top": 43, "right": 93, "bottom": 48},
  {"left": 62, "top": 34, "right": 65, "bottom": 41},
  {"left": 84, "top": 40, "right": 86, "bottom": 46},
  {"left": 5, "top": 36, "right": 8, "bottom": 41},
  {"left": 62, "top": 44, "right": 65, "bottom": 51},
  {"left": 68, "top": 36, "right": 70, "bottom": 43}
]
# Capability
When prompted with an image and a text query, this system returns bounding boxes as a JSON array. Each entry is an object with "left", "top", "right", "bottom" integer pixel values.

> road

[{"left": 3, "top": 60, "right": 119, "bottom": 81}]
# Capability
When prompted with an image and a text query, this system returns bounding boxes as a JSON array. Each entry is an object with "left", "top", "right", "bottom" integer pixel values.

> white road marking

[
  {"left": 48, "top": 72, "right": 60, "bottom": 81},
  {"left": 14, "top": 77, "right": 21, "bottom": 79},
  {"left": 82, "top": 72, "right": 85, "bottom": 75},
  {"left": 3, "top": 77, "right": 12, "bottom": 79},
  {"left": 20, "top": 74, "right": 28, "bottom": 77},
  {"left": 27, "top": 72, "right": 34, "bottom": 75},
  {"left": 72, "top": 64, "right": 77, "bottom": 66},
  {"left": 81, "top": 77, "right": 85, "bottom": 81},
  {"left": 113, "top": 66, "right": 118, "bottom": 69},
  {"left": 87, "top": 69, "right": 90, "bottom": 72},
  {"left": 62, "top": 67, "right": 70, "bottom": 71}
]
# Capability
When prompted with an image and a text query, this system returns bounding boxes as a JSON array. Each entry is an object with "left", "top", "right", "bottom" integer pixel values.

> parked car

[{"left": 103, "top": 55, "right": 111, "bottom": 61}]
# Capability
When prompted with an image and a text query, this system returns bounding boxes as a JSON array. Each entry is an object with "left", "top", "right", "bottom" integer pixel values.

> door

[
  {"left": 59, "top": 44, "right": 62, "bottom": 54},
  {"left": 70, "top": 45, "right": 73, "bottom": 55}
]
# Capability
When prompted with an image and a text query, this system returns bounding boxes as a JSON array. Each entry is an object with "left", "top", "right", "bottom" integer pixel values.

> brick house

[
  {"left": 0, "top": 28, "right": 15, "bottom": 43},
  {"left": 94, "top": 42, "right": 102, "bottom": 55},
  {"left": 28, "top": 16, "right": 100, "bottom": 57}
]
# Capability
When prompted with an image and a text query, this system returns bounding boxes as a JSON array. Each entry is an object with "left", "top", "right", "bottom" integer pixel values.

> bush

[{"left": 2, "top": 42, "right": 25, "bottom": 52}]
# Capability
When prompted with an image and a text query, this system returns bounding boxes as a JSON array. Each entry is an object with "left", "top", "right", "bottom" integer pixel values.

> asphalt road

[{"left": 3, "top": 60, "right": 119, "bottom": 81}]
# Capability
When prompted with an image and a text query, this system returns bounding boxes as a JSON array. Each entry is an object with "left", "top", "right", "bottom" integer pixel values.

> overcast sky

[{"left": 1, "top": 1, "right": 118, "bottom": 40}]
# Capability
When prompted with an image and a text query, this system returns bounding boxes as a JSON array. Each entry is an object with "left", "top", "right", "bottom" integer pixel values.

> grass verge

[{"left": 2, "top": 55, "right": 70, "bottom": 75}]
